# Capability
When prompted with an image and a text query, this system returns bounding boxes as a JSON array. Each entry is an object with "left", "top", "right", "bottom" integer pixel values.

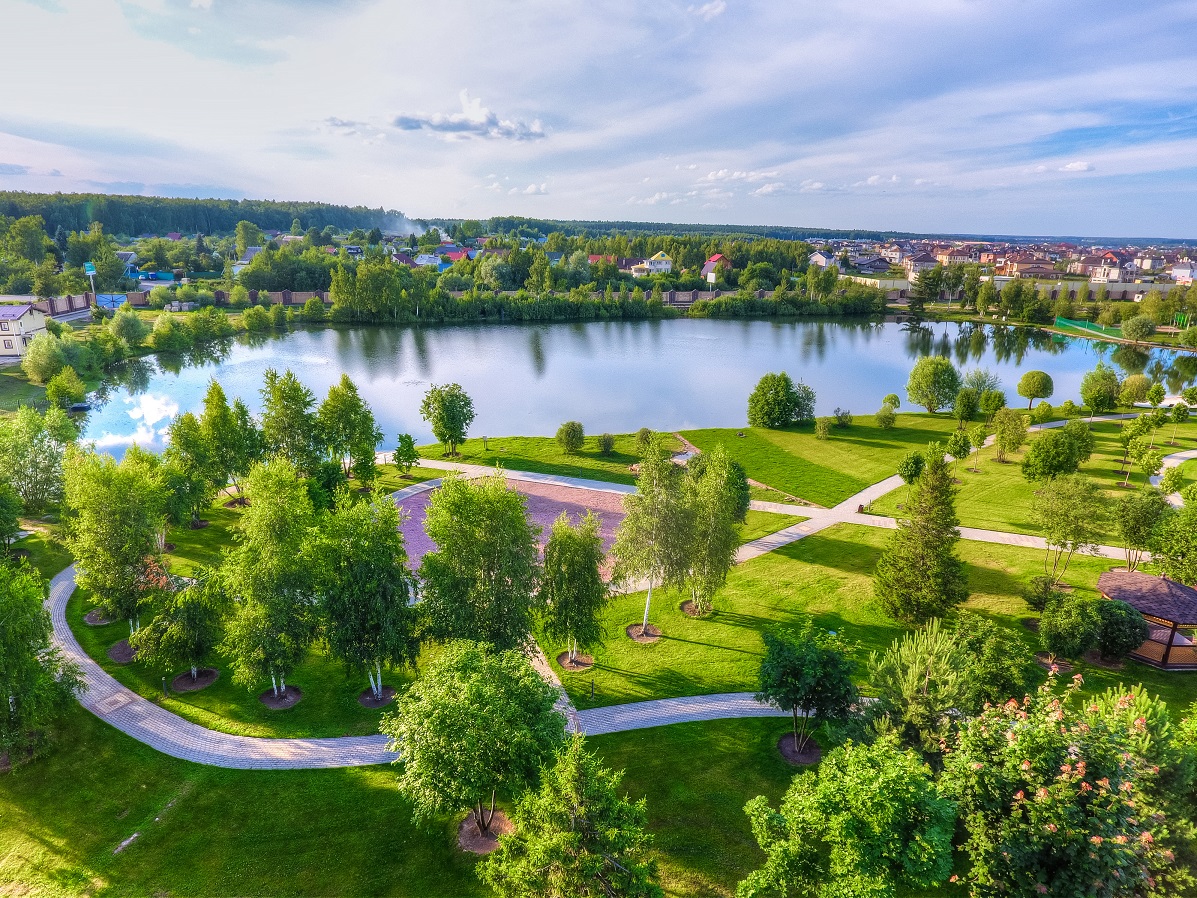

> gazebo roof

[{"left": 1097, "top": 571, "right": 1197, "bottom": 627}]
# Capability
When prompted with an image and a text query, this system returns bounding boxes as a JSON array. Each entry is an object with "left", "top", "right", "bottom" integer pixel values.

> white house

[
  {"left": 809, "top": 250, "right": 837, "bottom": 269},
  {"left": 1172, "top": 262, "right": 1195, "bottom": 286},
  {"left": 645, "top": 251, "right": 673, "bottom": 275},
  {"left": 413, "top": 253, "right": 443, "bottom": 267},
  {"left": 0, "top": 303, "right": 49, "bottom": 360}
]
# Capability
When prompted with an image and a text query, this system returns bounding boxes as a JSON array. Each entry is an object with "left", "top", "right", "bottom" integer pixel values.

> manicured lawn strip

[
  {"left": 871, "top": 419, "right": 1197, "bottom": 537},
  {"left": 553, "top": 523, "right": 1186, "bottom": 711},
  {"left": 588, "top": 717, "right": 798, "bottom": 898},
  {"left": 738, "top": 510, "right": 805, "bottom": 544},
  {"left": 66, "top": 587, "right": 411, "bottom": 739},
  {"left": 0, "top": 707, "right": 481, "bottom": 898},
  {"left": 684, "top": 414, "right": 960, "bottom": 507},
  {"left": 417, "top": 433, "right": 682, "bottom": 486},
  {"left": 10, "top": 526, "right": 72, "bottom": 581},
  {"left": 373, "top": 463, "right": 444, "bottom": 494}
]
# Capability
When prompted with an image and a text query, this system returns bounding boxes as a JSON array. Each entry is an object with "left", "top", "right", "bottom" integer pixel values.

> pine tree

[{"left": 873, "top": 449, "right": 968, "bottom": 623}]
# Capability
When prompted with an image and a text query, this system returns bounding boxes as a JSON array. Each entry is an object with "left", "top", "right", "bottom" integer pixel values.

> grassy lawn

[
  {"left": 738, "top": 510, "right": 805, "bottom": 544},
  {"left": 551, "top": 523, "right": 1197, "bottom": 713},
  {"left": 374, "top": 463, "right": 444, "bottom": 494},
  {"left": 684, "top": 414, "right": 960, "bottom": 507},
  {"left": 0, "top": 364, "right": 44, "bottom": 415},
  {"left": 10, "top": 524, "right": 72, "bottom": 581},
  {"left": 417, "top": 433, "right": 682, "bottom": 486},
  {"left": 871, "top": 419, "right": 1197, "bottom": 537}
]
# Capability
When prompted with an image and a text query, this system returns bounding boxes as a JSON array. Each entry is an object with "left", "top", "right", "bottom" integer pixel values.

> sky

[{"left": 2, "top": 0, "right": 1197, "bottom": 238}]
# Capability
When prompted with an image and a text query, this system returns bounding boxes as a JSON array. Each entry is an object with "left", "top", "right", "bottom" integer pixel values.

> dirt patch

[
  {"left": 1082, "top": 649, "right": 1126, "bottom": 671},
  {"left": 107, "top": 639, "right": 136, "bottom": 664},
  {"left": 1035, "top": 653, "right": 1073, "bottom": 673},
  {"left": 1021, "top": 617, "right": 1040, "bottom": 633},
  {"left": 162, "top": 542, "right": 177, "bottom": 553},
  {"left": 778, "top": 733, "right": 822, "bottom": 766},
  {"left": 171, "top": 668, "right": 219, "bottom": 693},
  {"left": 358, "top": 686, "right": 397, "bottom": 708},
  {"left": 457, "top": 811, "right": 513, "bottom": 855},
  {"left": 85, "top": 608, "right": 114, "bottom": 626},
  {"left": 223, "top": 497, "right": 249, "bottom": 508},
  {"left": 556, "top": 651, "right": 594, "bottom": 672},
  {"left": 8, "top": 548, "right": 30, "bottom": 559},
  {"left": 258, "top": 685, "right": 303, "bottom": 710},
  {"left": 680, "top": 600, "right": 712, "bottom": 618},
  {"left": 626, "top": 623, "right": 662, "bottom": 644},
  {"left": 189, "top": 519, "right": 210, "bottom": 530}
]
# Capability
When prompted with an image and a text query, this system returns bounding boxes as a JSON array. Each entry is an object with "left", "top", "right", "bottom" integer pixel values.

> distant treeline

[
  {"left": 0, "top": 192, "right": 416, "bottom": 238},
  {"left": 453, "top": 216, "right": 924, "bottom": 242}
]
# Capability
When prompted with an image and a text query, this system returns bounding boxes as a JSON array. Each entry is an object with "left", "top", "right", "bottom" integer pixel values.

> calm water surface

[{"left": 82, "top": 319, "right": 1197, "bottom": 455}]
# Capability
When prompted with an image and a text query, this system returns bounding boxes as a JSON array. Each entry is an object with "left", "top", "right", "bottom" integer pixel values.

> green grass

[
  {"left": 0, "top": 365, "right": 44, "bottom": 414},
  {"left": 738, "top": 510, "right": 805, "bottom": 543},
  {"left": 417, "top": 433, "right": 682, "bottom": 486},
  {"left": 9, "top": 525, "right": 72, "bottom": 581},
  {"left": 684, "top": 414, "right": 960, "bottom": 507},
  {"left": 551, "top": 523, "right": 1197, "bottom": 713},
  {"left": 373, "top": 463, "right": 445, "bottom": 494},
  {"left": 871, "top": 419, "right": 1197, "bottom": 537}
]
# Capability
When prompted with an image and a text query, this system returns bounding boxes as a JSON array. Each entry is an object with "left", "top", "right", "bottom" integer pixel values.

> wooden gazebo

[{"left": 1097, "top": 571, "right": 1197, "bottom": 670}]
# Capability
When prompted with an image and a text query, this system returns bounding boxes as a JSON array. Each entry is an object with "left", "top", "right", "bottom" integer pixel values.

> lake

[{"left": 82, "top": 318, "right": 1197, "bottom": 455}]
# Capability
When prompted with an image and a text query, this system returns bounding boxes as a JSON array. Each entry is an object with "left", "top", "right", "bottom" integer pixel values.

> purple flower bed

[{"left": 396, "top": 479, "right": 627, "bottom": 569}]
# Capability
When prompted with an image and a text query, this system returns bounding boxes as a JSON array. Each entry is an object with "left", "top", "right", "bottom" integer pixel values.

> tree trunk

[
  {"left": 641, "top": 578, "right": 654, "bottom": 635},
  {"left": 271, "top": 673, "right": 279, "bottom": 697},
  {"left": 191, "top": 665, "right": 198, "bottom": 680}
]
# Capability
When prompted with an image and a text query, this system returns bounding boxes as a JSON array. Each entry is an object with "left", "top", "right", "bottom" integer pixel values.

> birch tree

[
  {"left": 1032, "top": 474, "right": 1108, "bottom": 585},
  {"left": 540, "top": 511, "right": 608, "bottom": 664},
  {"left": 129, "top": 569, "right": 225, "bottom": 683},
  {"left": 681, "top": 444, "right": 741, "bottom": 614},
  {"left": 0, "top": 405, "right": 77, "bottom": 512}
]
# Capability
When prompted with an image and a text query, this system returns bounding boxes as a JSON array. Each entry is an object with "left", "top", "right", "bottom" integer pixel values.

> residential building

[
  {"left": 413, "top": 254, "right": 442, "bottom": 267},
  {"left": 880, "top": 244, "right": 906, "bottom": 264},
  {"left": 115, "top": 251, "right": 139, "bottom": 276},
  {"left": 1091, "top": 264, "right": 1125, "bottom": 283},
  {"left": 700, "top": 254, "right": 730, "bottom": 280},
  {"left": 644, "top": 251, "right": 672, "bottom": 274},
  {"left": 809, "top": 250, "right": 837, "bottom": 269},
  {"left": 232, "top": 246, "right": 263, "bottom": 277},
  {"left": 853, "top": 255, "right": 891, "bottom": 274},
  {"left": 903, "top": 252, "right": 939, "bottom": 280},
  {"left": 0, "top": 303, "right": 49, "bottom": 359},
  {"left": 1172, "top": 262, "right": 1195, "bottom": 286}
]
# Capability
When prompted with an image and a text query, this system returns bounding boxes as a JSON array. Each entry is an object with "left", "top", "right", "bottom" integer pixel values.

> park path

[{"left": 47, "top": 412, "right": 1169, "bottom": 769}]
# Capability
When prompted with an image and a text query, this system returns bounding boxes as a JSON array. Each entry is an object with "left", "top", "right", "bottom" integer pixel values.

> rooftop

[
  {"left": 0, "top": 304, "right": 33, "bottom": 320},
  {"left": 1097, "top": 571, "right": 1197, "bottom": 626}
]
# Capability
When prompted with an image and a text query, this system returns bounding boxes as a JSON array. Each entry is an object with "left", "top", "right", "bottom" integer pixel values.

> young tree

[
  {"left": 746, "top": 372, "right": 815, "bottom": 428},
  {"left": 1169, "top": 402, "right": 1190, "bottom": 445},
  {"left": 905, "top": 356, "right": 961, "bottom": 414},
  {"left": 1127, "top": 437, "right": 1163, "bottom": 488},
  {"left": 260, "top": 367, "right": 321, "bottom": 473},
  {"left": 1032, "top": 474, "right": 1108, "bottom": 585},
  {"left": 0, "top": 563, "right": 82, "bottom": 756},
  {"left": 164, "top": 411, "right": 219, "bottom": 524},
  {"left": 316, "top": 374, "right": 382, "bottom": 476},
  {"left": 1119, "top": 373, "right": 1151, "bottom": 408},
  {"left": 895, "top": 449, "right": 924, "bottom": 503},
  {"left": 680, "top": 444, "right": 741, "bottom": 614},
  {"left": 480, "top": 735, "right": 661, "bottom": 898},
  {"left": 874, "top": 450, "right": 968, "bottom": 623},
  {"left": 968, "top": 423, "right": 988, "bottom": 473},
  {"left": 942, "top": 679, "right": 1178, "bottom": 898},
  {"left": 1080, "top": 362, "right": 1120, "bottom": 418},
  {"left": 1116, "top": 488, "right": 1170, "bottom": 572},
  {"left": 991, "top": 407, "right": 1027, "bottom": 462},
  {"left": 874, "top": 404, "right": 897, "bottom": 429},
  {"left": 555, "top": 420, "right": 585, "bottom": 454},
  {"left": 392, "top": 433, "right": 421, "bottom": 475},
  {"left": 541, "top": 512, "right": 608, "bottom": 664},
  {"left": 952, "top": 387, "right": 978, "bottom": 429},
  {"left": 20, "top": 332, "right": 66, "bottom": 384},
  {"left": 756, "top": 623, "right": 857, "bottom": 753},
  {"left": 1121, "top": 314, "right": 1156, "bottom": 344},
  {"left": 1016, "top": 370, "right": 1054, "bottom": 409},
  {"left": 945, "top": 430, "right": 971, "bottom": 476},
  {"left": 44, "top": 366, "right": 86, "bottom": 409},
  {"left": 882, "top": 392, "right": 901, "bottom": 409},
  {"left": 63, "top": 449, "right": 166, "bottom": 633},
  {"left": 1152, "top": 503, "right": 1197, "bottom": 586},
  {"left": 868, "top": 619, "right": 965, "bottom": 755},
  {"left": 951, "top": 612, "right": 1037, "bottom": 714},
  {"left": 419, "top": 382, "right": 475, "bottom": 455},
  {"left": 420, "top": 473, "right": 540, "bottom": 651},
  {"left": 1020, "top": 429, "right": 1082, "bottom": 481},
  {"left": 220, "top": 458, "right": 319, "bottom": 698},
  {"left": 309, "top": 490, "right": 420, "bottom": 701},
  {"left": 979, "top": 388, "right": 1006, "bottom": 423},
  {"left": 740, "top": 737, "right": 954, "bottom": 898},
  {"left": 128, "top": 570, "right": 225, "bottom": 683},
  {"left": 381, "top": 640, "right": 565, "bottom": 835},
  {"left": 0, "top": 405, "right": 77, "bottom": 512},
  {"left": 612, "top": 436, "right": 688, "bottom": 637},
  {"left": 109, "top": 307, "right": 150, "bottom": 348}
]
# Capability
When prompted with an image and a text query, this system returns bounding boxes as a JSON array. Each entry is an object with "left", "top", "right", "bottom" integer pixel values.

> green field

[{"left": 684, "top": 414, "right": 960, "bottom": 507}]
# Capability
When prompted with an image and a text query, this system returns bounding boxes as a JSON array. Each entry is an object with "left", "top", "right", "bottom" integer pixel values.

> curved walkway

[{"left": 51, "top": 414, "right": 1152, "bottom": 769}]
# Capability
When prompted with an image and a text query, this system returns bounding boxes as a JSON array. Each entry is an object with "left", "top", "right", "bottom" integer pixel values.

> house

[
  {"left": 617, "top": 257, "right": 646, "bottom": 274},
  {"left": 0, "top": 304, "right": 49, "bottom": 359},
  {"left": 644, "top": 251, "right": 672, "bottom": 275},
  {"left": 809, "top": 250, "right": 837, "bottom": 269},
  {"left": 391, "top": 252, "right": 416, "bottom": 267},
  {"left": 444, "top": 250, "right": 469, "bottom": 263},
  {"left": 903, "top": 252, "right": 939, "bottom": 280},
  {"left": 414, "top": 254, "right": 442, "bottom": 268},
  {"left": 545, "top": 252, "right": 564, "bottom": 266},
  {"left": 700, "top": 254, "right": 731, "bottom": 281},
  {"left": 1091, "top": 264, "right": 1124, "bottom": 283},
  {"left": 343, "top": 245, "right": 364, "bottom": 259},
  {"left": 115, "top": 251, "right": 139, "bottom": 276},
  {"left": 853, "top": 255, "right": 891, "bottom": 274},
  {"left": 1135, "top": 256, "right": 1166, "bottom": 271},
  {"left": 1171, "top": 262, "right": 1195, "bottom": 286},
  {"left": 232, "top": 246, "right": 263, "bottom": 277},
  {"left": 936, "top": 247, "right": 973, "bottom": 266},
  {"left": 880, "top": 244, "right": 905, "bottom": 264},
  {"left": 165, "top": 232, "right": 183, "bottom": 241}
]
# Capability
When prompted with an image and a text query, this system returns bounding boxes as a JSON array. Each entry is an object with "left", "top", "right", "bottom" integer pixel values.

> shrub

[
  {"left": 44, "top": 366, "right": 86, "bottom": 408},
  {"left": 556, "top": 421, "right": 584, "bottom": 454},
  {"left": 1032, "top": 400, "right": 1054, "bottom": 424},
  {"left": 269, "top": 303, "right": 288, "bottom": 327},
  {"left": 242, "top": 304, "right": 271, "bottom": 332},
  {"left": 1022, "top": 575, "right": 1061, "bottom": 612},
  {"left": 1095, "top": 599, "right": 1148, "bottom": 661},
  {"left": 301, "top": 296, "right": 326, "bottom": 321},
  {"left": 228, "top": 285, "right": 250, "bottom": 309},
  {"left": 979, "top": 389, "right": 1007, "bottom": 422},
  {"left": 814, "top": 418, "right": 832, "bottom": 440},
  {"left": 147, "top": 285, "right": 171, "bottom": 310},
  {"left": 598, "top": 433, "right": 615, "bottom": 455},
  {"left": 1058, "top": 399, "right": 1080, "bottom": 418},
  {"left": 747, "top": 371, "right": 816, "bottom": 428},
  {"left": 635, "top": 427, "right": 653, "bottom": 453},
  {"left": 1180, "top": 325, "right": 1197, "bottom": 348},
  {"left": 1040, "top": 593, "right": 1101, "bottom": 660},
  {"left": 21, "top": 332, "right": 66, "bottom": 384},
  {"left": 875, "top": 404, "right": 896, "bottom": 429},
  {"left": 882, "top": 393, "right": 901, "bottom": 409},
  {"left": 1120, "top": 314, "right": 1156, "bottom": 343},
  {"left": 832, "top": 407, "right": 852, "bottom": 427},
  {"left": 1182, "top": 482, "right": 1197, "bottom": 504}
]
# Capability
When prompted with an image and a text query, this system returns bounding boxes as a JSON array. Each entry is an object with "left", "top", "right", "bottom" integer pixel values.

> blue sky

[{"left": 3, "top": 0, "right": 1197, "bottom": 237}]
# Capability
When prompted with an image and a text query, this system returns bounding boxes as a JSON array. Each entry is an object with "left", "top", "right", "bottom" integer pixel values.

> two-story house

[{"left": 0, "top": 303, "right": 49, "bottom": 359}]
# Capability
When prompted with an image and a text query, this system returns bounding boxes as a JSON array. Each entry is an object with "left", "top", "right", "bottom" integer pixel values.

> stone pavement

[{"left": 578, "top": 693, "right": 788, "bottom": 736}]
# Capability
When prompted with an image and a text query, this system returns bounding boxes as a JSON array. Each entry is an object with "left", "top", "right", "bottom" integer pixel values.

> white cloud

[
  {"left": 393, "top": 90, "right": 545, "bottom": 141},
  {"left": 1059, "top": 160, "right": 1093, "bottom": 172},
  {"left": 751, "top": 182, "right": 785, "bottom": 196},
  {"left": 125, "top": 393, "right": 178, "bottom": 426},
  {"left": 688, "top": 1, "right": 726, "bottom": 21},
  {"left": 509, "top": 183, "right": 547, "bottom": 195}
]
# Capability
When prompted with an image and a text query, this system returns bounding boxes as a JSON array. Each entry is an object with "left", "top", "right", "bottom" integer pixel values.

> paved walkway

[{"left": 47, "top": 413, "right": 1162, "bottom": 768}]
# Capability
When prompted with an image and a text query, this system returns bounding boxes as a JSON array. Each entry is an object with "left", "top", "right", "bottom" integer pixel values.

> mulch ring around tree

[
  {"left": 680, "top": 600, "right": 712, "bottom": 619},
  {"left": 189, "top": 519, "right": 211, "bottom": 530},
  {"left": 258, "top": 685, "right": 303, "bottom": 710},
  {"left": 107, "top": 639, "right": 136, "bottom": 664},
  {"left": 1082, "top": 649, "right": 1125, "bottom": 671},
  {"left": 357, "top": 686, "right": 397, "bottom": 709},
  {"left": 556, "top": 651, "right": 594, "bottom": 672},
  {"left": 777, "top": 733, "right": 822, "bottom": 766},
  {"left": 1034, "top": 653, "right": 1073, "bottom": 673},
  {"left": 457, "top": 811, "right": 513, "bottom": 855},
  {"left": 1020, "top": 617, "right": 1040, "bottom": 633},
  {"left": 171, "top": 668, "right": 220, "bottom": 693},
  {"left": 625, "top": 623, "right": 662, "bottom": 644},
  {"left": 8, "top": 548, "right": 30, "bottom": 560},
  {"left": 85, "top": 608, "right": 113, "bottom": 626}
]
